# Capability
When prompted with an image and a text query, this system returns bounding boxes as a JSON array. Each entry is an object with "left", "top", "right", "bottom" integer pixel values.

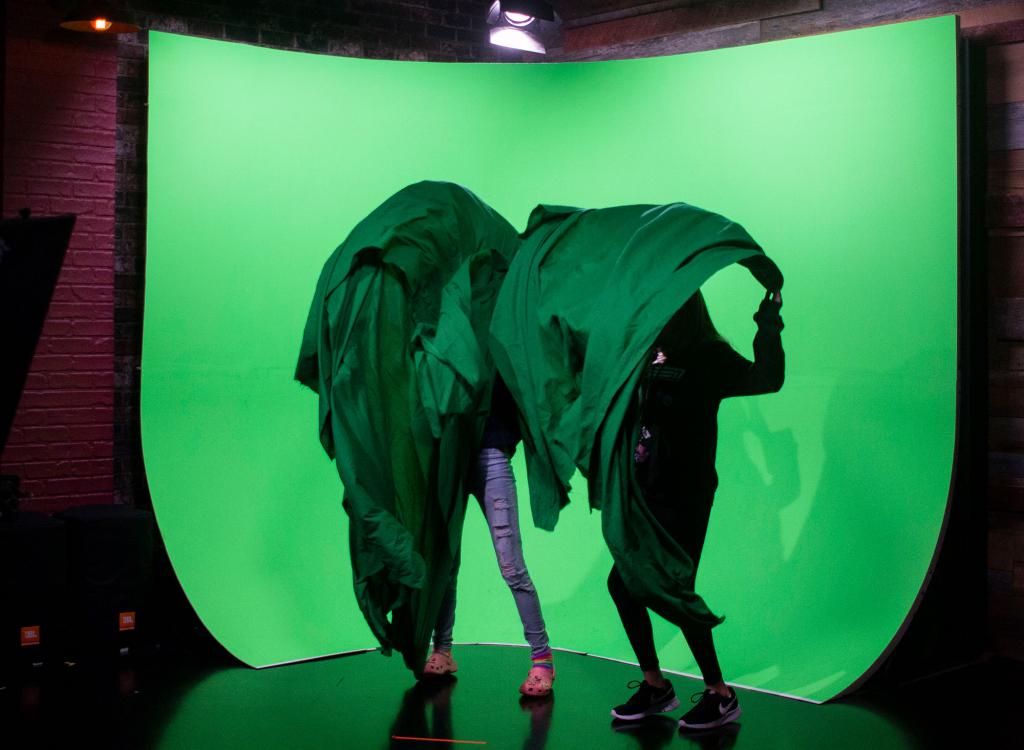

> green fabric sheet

[
  {"left": 298, "top": 185, "right": 782, "bottom": 670},
  {"left": 295, "top": 181, "right": 519, "bottom": 671},
  {"left": 489, "top": 203, "right": 783, "bottom": 629}
]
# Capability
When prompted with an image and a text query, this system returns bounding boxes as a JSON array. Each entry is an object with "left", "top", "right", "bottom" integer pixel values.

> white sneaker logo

[{"left": 718, "top": 700, "right": 734, "bottom": 715}]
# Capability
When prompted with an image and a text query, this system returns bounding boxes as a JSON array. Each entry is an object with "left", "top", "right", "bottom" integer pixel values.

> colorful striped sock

[{"left": 531, "top": 649, "right": 554, "bottom": 670}]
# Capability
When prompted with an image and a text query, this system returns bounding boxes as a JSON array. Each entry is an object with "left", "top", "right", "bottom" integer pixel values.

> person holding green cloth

[
  {"left": 487, "top": 199, "right": 783, "bottom": 729},
  {"left": 609, "top": 289, "right": 784, "bottom": 730}
]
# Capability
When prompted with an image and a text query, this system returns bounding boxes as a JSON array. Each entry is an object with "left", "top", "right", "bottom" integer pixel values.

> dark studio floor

[{"left": 2, "top": 643, "right": 1020, "bottom": 749}]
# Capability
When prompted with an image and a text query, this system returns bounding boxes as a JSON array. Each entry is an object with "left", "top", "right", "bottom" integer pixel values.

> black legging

[{"left": 606, "top": 491, "right": 723, "bottom": 686}]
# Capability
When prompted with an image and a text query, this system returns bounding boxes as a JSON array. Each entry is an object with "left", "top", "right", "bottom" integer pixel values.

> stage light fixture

[
  {"left": 487, "top": 1, "right": 560, "bottom": 55},
  {"left": 59, "top": 2, "right": 140, "bottom": 34}
]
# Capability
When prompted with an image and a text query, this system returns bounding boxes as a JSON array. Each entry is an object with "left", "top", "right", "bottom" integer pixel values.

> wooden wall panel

[
  {"left": 988, "top": 149, "right": 1024, "bottom": 190},
  {"left": 760, "top": 0, "right": 993, "bottom": 41},
  {"left": 990, "top": 340, "right": 1024, "bottom": 372},
  {"left": 960, "top": 0, "right": 1024, "bottom": 25},
  {"left": 991, "top": 416, "right": 1024, "bottom": 448},
  {"left": 989, "top": 102, "right": 1024, "bottom": 149},
  {"left": 988, "top": 192, "right": 1024, "bottom": 226},
  {"left": 988, "top": 42, "right": 1024, "bottom": 103},
  {"left": 563, "top": 0, "right": 817, "bottom": 52},
  {"left": 990, "top": 479, "right": 1024, "bottom": 511},
  {"left": 558, "top": 19, "right": 759, "bottom": 60},
  {"left": 988, "top": 236, "right": 1024, "bottom": 297},
  {"left": 987, "top": 9, "right": 1024, "bottom": 659}
]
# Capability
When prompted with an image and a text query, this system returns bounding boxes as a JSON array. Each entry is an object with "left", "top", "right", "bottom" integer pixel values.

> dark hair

[{"left": 655, "top": 290, "right": 724, "bottom": 359}]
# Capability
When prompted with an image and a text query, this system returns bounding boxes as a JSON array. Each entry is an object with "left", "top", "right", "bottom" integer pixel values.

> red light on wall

[{"left": 92, "top": 18, "right": 112, "bottom": 31}]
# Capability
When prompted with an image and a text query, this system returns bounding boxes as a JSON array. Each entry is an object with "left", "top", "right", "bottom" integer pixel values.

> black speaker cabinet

[
  {"left": 0, "top": 511, "right": 67, "bottom": 676},
  {"left": 57, "top": 505, "right": 155, "bottom": 660}
]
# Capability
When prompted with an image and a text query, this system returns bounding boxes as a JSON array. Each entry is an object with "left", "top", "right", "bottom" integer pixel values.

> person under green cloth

[
  {"left": 422, "top": 373, "right": 555, "bottom": 697},
  {"left": 295, "top": 181, "right": 526, "bottom": 677},
  {"left": 609, "top": 288, "right": 784, "bottom": 730},
  {"left": 487, "top": 199, "right": 783, "bottom": 724}
]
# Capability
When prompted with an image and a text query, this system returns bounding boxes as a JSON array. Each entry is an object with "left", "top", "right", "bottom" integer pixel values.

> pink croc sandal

[
  {"left": 422, "top": 650, "right": 458, "bottom": 677},
  {"left": 519, "top": 665, "right": 555, "bottom": 697}
]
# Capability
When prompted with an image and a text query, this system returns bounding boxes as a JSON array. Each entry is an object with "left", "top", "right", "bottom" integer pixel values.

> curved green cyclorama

[{"left": 143, "top": 17, "right": 957, "bottom": 702}]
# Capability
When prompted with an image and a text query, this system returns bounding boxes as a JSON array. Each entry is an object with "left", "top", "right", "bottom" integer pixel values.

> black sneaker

[
  {"left": 610, "top": 679, "right": 680, "bottom": 721},
  {"left": 678, "top": 688, "right": 741, "bottom": 731}
]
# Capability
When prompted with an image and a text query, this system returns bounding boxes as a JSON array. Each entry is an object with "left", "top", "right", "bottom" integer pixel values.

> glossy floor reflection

[{"left": 3, "top": 645, "right": 1019, "bottom": 748}]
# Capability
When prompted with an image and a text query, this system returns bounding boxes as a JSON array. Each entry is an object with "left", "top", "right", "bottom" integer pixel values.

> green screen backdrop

[{"left": 143, "top": 17, "right": 957, "bottom": 703}]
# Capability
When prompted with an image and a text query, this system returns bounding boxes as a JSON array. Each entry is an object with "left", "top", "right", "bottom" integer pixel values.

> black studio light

[{"left": 487, "top": 1, "right": 561, "bottom": 54}]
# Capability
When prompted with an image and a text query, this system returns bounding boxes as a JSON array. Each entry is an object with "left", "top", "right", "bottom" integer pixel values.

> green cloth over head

[
  {"left": 489, "top": 202, "right": 783, "bottom": 629},
  {"left": 296, "top": 181, "right": 519, "bottom": 671}
]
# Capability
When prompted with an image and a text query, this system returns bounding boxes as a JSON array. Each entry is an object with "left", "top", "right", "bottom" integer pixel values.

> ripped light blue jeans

[{"left": 431, "top": 448, "right": 550, "bottom": 657}]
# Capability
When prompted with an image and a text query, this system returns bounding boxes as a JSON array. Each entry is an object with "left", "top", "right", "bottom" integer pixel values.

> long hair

[{"left": 655, "top": 290, "right": 724, "bottom": 361}]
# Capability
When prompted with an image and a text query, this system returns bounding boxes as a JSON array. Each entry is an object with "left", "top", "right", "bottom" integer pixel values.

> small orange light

[{"left": 59, "top": 15, "right": 141, "bottom": 34}]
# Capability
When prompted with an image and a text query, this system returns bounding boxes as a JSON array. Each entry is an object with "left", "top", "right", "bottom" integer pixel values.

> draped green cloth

[
  {"left": 295, "top": 181, "right": 519, "bottom": 671},
  {"left": 488, "top": 203, "right": 783, "bottom": 629},
  {"left": 297, "top": 186, "right": 782, "bottom": 671}
]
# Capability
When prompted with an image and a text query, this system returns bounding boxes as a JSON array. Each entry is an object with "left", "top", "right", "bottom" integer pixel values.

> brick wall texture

[{"left": 3, "top": 1, "right": 117, "bottom": 511}]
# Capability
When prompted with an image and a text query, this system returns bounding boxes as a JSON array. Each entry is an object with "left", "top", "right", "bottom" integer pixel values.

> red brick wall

[{"left": 1, "top": 1, "right": 117, "bottom": 511}]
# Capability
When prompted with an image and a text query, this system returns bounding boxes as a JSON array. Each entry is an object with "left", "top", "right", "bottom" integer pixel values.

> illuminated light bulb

[
  {"left": 490, "top": 27, "right": 544, "bottom": 54},
  {"left": 503, "top": 11, "right": 534, "bottom": 26},
  {"left": 92, "top": 18, "right": 112, "bottom": 31}
]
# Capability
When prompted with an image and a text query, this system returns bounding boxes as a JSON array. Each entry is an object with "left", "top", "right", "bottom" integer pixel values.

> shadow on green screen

[{"left": 142, "top": 16, "right": 957, "bottom": 702}]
